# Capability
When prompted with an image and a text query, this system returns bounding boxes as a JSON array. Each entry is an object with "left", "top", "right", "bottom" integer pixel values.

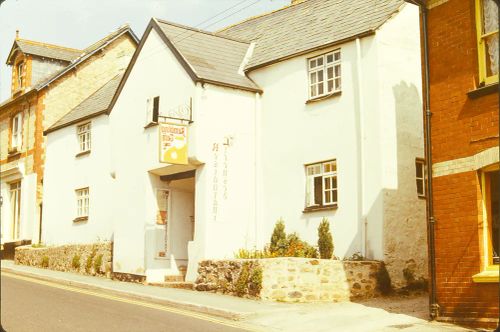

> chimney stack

[
  {"left": 291, "top": 0, "right": 305, "bottom": 4},
  {"left": 15, "top": 29, "right": 19, "bottom": 40}
]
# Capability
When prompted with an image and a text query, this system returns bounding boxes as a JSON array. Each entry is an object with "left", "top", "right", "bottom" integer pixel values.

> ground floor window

[
  {"left": 481, "top": 168, "right": 499, "bottom": 266},
  {"left": 76, "top": 188, "right": 89, "bottom": 218},
  {"left": 9, "top": 181, "right": 21, "bottom": 239},
  {"left": 305, "top": 160, "right": 337, "bottom": 208}
]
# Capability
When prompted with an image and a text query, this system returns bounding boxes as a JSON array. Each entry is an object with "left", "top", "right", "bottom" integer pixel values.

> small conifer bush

[{"left": 318, "top": 218, "right": 334, "bottom": 259}]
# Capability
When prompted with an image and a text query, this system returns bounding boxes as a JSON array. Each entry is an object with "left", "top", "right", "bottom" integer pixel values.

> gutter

[{"left": 404, "top": 0, "right": 439, "bottom": 320}]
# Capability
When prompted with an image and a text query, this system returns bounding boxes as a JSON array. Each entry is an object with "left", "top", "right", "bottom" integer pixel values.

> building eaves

[{"left": 6, "top": 39, "right": 82, "bottom": 65}]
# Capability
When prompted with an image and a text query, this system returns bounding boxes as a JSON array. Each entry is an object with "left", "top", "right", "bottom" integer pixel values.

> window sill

[
  {"left": 418, "top": 195, "right": 427, "bottom": 200},
  {"left": 467, "top": 82, "right": 498, "bottom": 99},
  {"left": 7, "top": 149, "right": 21, "bottom": 157},
  {"left": 306, "top": 91, "right": 342, "bottom": 104},
  {"left": 303, "top": 204, "right": 338, "bottom": 213},
  {"left": 472, "top": 269, "right": 499, "bottom": 283},
  {"left": 73, "top": 216, "right": 88, "bottom": 223},
  {"left": 75, "top": 150, "right": 91, "bottom": 158},
  {"left": 144, "top": 122, "right": 158, "bottom": 129}
]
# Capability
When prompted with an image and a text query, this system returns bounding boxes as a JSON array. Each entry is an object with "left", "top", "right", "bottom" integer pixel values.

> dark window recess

[
  {"left": 152, "top": 96, "right": 160, "bottom": 123},
  {"left": 314, "top": 176, "right": 322, "bottom": 205}
]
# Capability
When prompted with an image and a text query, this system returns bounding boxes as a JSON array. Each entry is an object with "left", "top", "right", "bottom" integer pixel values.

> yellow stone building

[{"left": 0, "top": 25, "right": 137, "bottom": 252}]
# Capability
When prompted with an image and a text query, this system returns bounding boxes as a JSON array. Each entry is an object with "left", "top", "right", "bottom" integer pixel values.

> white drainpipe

[{"left": 355, "top": 37, "right": 368, "bottom": 257}]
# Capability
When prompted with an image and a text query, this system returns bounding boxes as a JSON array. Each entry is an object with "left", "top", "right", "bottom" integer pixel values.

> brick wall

[{"left": 428, "top": 0, "right": 499, "bottom": 327}]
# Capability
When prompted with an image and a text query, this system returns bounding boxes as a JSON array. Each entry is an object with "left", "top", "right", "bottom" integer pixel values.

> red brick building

[{"left": 422, "top": 0, "right": 499, "bottom": 328}]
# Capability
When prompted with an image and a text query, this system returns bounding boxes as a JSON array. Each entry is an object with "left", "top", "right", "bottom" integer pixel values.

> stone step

[
  {"left": 164, "top": 275, "right": 185, "bottom": 282},
  {"left": 148, "top": 282, "right": 194, "bottom": 290}
]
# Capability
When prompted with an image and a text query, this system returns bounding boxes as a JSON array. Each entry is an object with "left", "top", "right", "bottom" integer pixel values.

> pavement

[{"left": 0, "top": 260, "right": 483, "bottom": 332}]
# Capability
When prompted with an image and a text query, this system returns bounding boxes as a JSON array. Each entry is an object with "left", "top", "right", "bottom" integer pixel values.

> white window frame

[
  {"left": 306, "top": 160, "right": 338, "bottom": 208},
  {"left": 416, "top": 159, "right": 426, "bottom": 198},
  {"left": 308, "top": 49, "right": 341, "bottom": 99},
  {"left": 76, "top": 187, "right": 89, "bottom": 218},
  {"left": 77, "top": 122, "right": 91, "bottom": 153},
  {"left": 11, "top": 112, "right": 22, "bottom": 150}
]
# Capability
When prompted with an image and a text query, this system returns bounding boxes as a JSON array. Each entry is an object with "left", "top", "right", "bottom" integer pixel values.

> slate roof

[
  {"left": 1, "top": 25, "right": 138, "bottom": 111},
  {"left": 7, "top": 40, "right": 82, "bottom": 65},
  {"left": 218, "top": 0, "right": 404, "bottom": 70},
  {"left": 155, "top": 19, "right": 260, "bottom": 92},
  {"left": 46, "top": 74, "right": 123, "bottom": 133}
]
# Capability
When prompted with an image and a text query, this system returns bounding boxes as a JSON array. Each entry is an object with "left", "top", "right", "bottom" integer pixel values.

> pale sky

[{"left": 0, "top": 0, "right": 290, "bottom": 101}]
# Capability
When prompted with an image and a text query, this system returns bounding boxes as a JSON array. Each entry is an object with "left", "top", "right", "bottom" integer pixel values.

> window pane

[
  {"left": 416, "top": 179, "right": 424, "bottom": 195},
  {"left": 482, "top": 0, "right": 499, "bottom": 34},
  {"left": 416, "top": 162, "right": 423, "bottom": 178},
  {"left": 334, "top": 51, "right": 341, "bottom": 61},
  {"left": 332, "top": 177, "right": 337, "bottom": 189},
  {"left": 332, "top": 190, "right": 338, "bottom": 203},
  {"left": 327, "top": 80, "right": 334, "bottom": 92},
  {"left": 490, "top": 171, "right": 499, "bottom": 263},
  {"left": 335, "top": 65, "right": 341, "bottom": 78},
  {"left": 314, "top": 176, "right": 322, "bottom": 205},
  {"left": 327, "top": 67, "right": 334, "bottom": 79},
  {"left": 324, "top": 177, "right": 331, "bottom": 190},
  {"left": 325, "top": 190, "right": 331, "bottom": 203},
  {"left": 326, "top": 54, "right": 333, "bottom": 63},
  {"left": 484, "top": 33, "right": 499, "bottom": 76},
  {"left": 310, "top": 59, "right": 317, "bottom": 68},
  {"left": 317, "top": 57, "right": 323, "bottom": 66},
  {"left": 335, "top": 78, "right": 341, "bottom": 91},
  {"left": 318, "top": 83, "right": 324, "bottom": 95},
  {"left": 310, "top": 72, "right": 317, "bottom": 84},
  {"left": 317, "top": 70, "right": 324, "bottom": 83}
]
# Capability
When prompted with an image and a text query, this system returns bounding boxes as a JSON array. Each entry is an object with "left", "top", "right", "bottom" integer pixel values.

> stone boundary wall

[
  {"left": 195, "top": 258, "right": 384, "bottom": 302},
  {"left": 15, "top": 242, "right": 112, "bottom": 278}
]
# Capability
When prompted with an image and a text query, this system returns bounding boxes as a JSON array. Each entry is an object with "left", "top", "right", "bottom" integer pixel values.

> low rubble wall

[
  {"left": 195, "top": 257, "right": 385, "bottom": 302},
  {"left": 15, "top": 242, "right": 112, "bottom": 278}
]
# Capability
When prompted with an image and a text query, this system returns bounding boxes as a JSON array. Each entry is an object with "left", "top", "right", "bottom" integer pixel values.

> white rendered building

[{"left": 42, "top": 0, "right": 426, "bottom": 287}]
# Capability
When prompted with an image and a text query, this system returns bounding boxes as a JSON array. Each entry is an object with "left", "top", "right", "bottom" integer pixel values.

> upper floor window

[
  {"left": 308, "top": 50, "right": 341, "bottom": 99},
  {"left": 146, "top": 96, "right": 160, "bottom": 125},
  {"left": 476, "top": 0, "right": 499, "bottom": 85},
  {"left": 416, "top": 159, "right": 426, "bottom": 198},
  {"left": 17, "top": 62, "right": 24, "bottom": 89},
  {"left": 77, "top": 122, "right": 91, "bottom": 153},
  {"left": 10, "top": 112, "right": 22, "bottom": 151},
  {"left": 305, "top": 160, "right": 337, "bottom": 209}
]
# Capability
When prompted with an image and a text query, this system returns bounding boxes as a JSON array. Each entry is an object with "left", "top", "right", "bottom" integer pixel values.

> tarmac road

[{"left": 0, "top": 273, "right": 254, "bottom": 332}]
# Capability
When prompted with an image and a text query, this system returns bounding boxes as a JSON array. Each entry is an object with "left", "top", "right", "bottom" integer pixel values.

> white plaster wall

[
  {"left": 109, "top": 27, "right": 196, "bottom": 277},
  {"left": 192, "top": 84, "right": 257, "bottom": 260},
  {"left": 373, "top": 4, "right": 427, "bottom": 287},
  {"left": 248, "top": 41, "right": 364, "bottom": 259},
  {"left": 42, "top": 115, "right": 113, "bottom": 245}
]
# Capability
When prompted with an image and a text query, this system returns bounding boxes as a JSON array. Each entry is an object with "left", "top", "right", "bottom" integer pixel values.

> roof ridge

[
  {"left": 82, "top": 24, "right": 131, "bottom": 53},
  {"left": 16, "top": 39, "right": 81, "bottom": 52},
  {"left": 154, "top": 18, "right": 250, "bottom": 44}
]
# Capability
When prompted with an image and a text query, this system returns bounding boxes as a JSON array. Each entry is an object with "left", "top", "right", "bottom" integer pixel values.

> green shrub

[
  {"left": 235, "top": 248, "right": 274, "bottom": 259},
  {"left": 235, "top": 262, "right": 251, "bottom": 297},
  {"left": 249, "top": 265, "right": 263, "bottom": 297},
  {"left": 317, "top": 218, "right": 334, "bottom": 259},
  {"left": 270, "top": 219, "right": 286, "bottom": 254},
  {"left": 93, "top": 254, "right": 103, "bottom": 274},
  {"left": 41, "top": 256, "right": 49, "bottom": 268},
  {"left": 86, "top": 247, "right": 97, "bottom": 274},
  {"left": 286, "top": 233, "right": 317, "bottom": 258},
  {"left": 72, "top": 254, "right": 81, "bottom": 270}
]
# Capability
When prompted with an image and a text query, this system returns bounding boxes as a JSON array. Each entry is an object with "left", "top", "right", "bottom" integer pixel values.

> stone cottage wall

[
  {"left": 15, "top": 242, "right": 112, "bottom": 277},
  {"left": 195, "top": 258, "right": 383, "bottom": 302}
]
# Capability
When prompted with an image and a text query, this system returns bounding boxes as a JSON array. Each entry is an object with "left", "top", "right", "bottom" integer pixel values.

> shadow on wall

[{"left": 363, "top": 81, "right": 427, "bottom": 289}]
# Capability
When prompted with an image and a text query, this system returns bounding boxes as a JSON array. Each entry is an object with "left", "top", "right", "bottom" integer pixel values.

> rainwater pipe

[
  {"left": 355, "top": 37, "right": 368, "bottom": 258},
  {"left": 403, "top": 0, "right": 439, "bottom": 320}
]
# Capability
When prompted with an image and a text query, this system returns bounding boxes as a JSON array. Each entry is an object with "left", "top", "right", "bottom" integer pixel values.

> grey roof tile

[
  {"left": 9, "top": 40, "right": 82, "bottom": 63},
  {"left": 155, "top": 20, "right": 260, "bottom": 92},
  {"left": 218, "top": 0, "right": 404, "bottom": 69},
  {"left": 46, "top": 74, "right": 123, "bottom": 133}
]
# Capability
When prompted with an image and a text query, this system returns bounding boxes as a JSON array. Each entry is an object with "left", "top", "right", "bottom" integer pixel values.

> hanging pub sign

[{"left": 159, "top": 123, "right": 188, "bottom": 164}]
